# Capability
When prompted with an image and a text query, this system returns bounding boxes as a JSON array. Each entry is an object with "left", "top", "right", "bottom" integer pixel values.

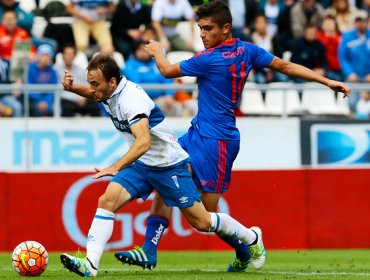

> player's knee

[{"left": 97, "top": 194, "right": 115, "bottom": 212}]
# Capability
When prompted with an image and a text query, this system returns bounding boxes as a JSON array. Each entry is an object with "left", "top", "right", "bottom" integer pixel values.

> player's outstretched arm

[
  {"left": 93, "top": 118, "right": 151, "bottom": 179},
  {"left": 62, "top": 71, "right": 96, "bottom": 100},
  {"left": 269, "top": 57, "right": 351, "bottom": 98},
  {"left": 145, "top": 40, "right": 182, "bottom": 78}
]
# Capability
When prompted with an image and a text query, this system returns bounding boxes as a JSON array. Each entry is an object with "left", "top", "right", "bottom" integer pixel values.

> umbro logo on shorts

[{"left": 179, "top": 197, "right": 189, "bottom": 204}]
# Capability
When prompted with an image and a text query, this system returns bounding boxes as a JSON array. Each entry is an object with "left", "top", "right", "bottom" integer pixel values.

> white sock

[
  {"left": 86, "top": 208, "right": 115, "bottom": 269},
  {"left": 209, "top": 212, "right": 257, "bottom": 245}
]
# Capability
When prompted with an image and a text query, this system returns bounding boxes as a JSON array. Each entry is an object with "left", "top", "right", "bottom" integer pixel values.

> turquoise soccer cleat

[{"left": 60, "top": 253, "right": 97, "bottom": 277}]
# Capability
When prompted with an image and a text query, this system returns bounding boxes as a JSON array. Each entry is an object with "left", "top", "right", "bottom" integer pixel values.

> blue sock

[
  {"left": 217, "top": 233, "right": 251, "bottom": 261},
  {"left": 142, "top": 215, "right": 169, "bottom": 254}
]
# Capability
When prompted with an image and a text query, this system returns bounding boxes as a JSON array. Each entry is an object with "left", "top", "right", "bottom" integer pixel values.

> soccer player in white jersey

[{"left": 60, "top": 54, "right": 266, "bottom": 277}]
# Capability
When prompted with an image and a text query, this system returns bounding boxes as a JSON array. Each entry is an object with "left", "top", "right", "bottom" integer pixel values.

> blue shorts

[
  {"left": 111, "top": 159, "right": 201, "bottom": 209},
  {"left": 178, "top": 125, "right": 240, "bottom": 193}
]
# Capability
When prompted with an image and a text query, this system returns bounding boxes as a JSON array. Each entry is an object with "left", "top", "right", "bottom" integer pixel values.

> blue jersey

[{"left": 180, "top": 39, "right": 274, "bottom": 140}]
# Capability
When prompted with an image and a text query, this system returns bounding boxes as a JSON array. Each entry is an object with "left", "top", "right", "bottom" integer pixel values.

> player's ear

[
  {"left": 109, "top": 77, "right": 116, "bottom": 88},
  {"left": 223, "top": 23, "right": 232, "bottom": 35}
]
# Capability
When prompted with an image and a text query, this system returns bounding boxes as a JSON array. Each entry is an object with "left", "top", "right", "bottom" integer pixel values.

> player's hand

[
  {"left": 327, "top": 80, "right": 351, "bottom": 98},
  {"left": 93, "top": 166, "right": 119, "bottom": 179},
  {"left": 62, "top": 71, "right": 74, "bottom": 91},
  {"left": 145, "top": 40, "right": 165, "bottom": 57}
]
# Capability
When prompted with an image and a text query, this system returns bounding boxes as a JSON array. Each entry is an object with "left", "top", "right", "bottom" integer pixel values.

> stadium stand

[
  {"left": 239, "top": 82, "right": 266, "bottom": 115},
  {"left": 264, "top": 82, "right": 303, "bottom": 116}
]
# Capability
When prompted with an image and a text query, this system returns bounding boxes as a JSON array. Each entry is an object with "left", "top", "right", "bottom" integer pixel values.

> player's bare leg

[{"left": 61, "top": 182, "right": 132, "bottom": 277}]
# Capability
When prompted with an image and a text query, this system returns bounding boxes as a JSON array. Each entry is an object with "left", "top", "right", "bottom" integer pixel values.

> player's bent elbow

[{"left": 161, "top": 70, "right": 173, "bottom": 79}]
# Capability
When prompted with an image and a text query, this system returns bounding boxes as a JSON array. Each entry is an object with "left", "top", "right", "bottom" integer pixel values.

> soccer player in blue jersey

[
  {"left": 59, "top": 54, "right": 266, "bottom": 277},
  {"left": 115, "top": 0, "right": 351, "bottom": 273}
]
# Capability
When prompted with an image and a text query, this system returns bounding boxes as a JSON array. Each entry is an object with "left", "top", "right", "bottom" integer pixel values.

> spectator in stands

[
  {"left": 272, "top": 0, "right": 294, "bottom": 58},
  {"left": 251, "top": 14, "right": 275, "bottom": 83},
  {"left": 316, "top": 15, "right": 343, "bottom": 81},
  {"left": 361, "top": 0, "right": 370, "bottom": 14},
  {"left": 123, "top": 40, "right": 183, "bottom": 116},
  {"left": 326, "top": 0, "right": 358, "bottom": 33},
  {"left": 258, "top": 0, "right": 285, "bottom": 36},
  {"left": 0, "top": 0, "right": 33, "bottom": 34},
  {"left": 290, "top": 0, "right": 325, "bottom": 39},
  {"left": 228, "top": 0, "right": 256, "bottom": 42},
  {"left": 27, "top": 44, "right": 58, "bottom": 117},
  {"left": 0, "top": 98, "right": 13, "bottom": 116},
  {"left": 142, "top": 26, "right": 157, "bottom": 42},
  {"left": 289, "top": 24, "right": 327, "bottom": 82},
  {"left": 110, "top": 0, "right": 151, "bottom": 60},
  {"left": 0, "top": 57, "right": 22, "bottom": 116},
  {"left": 54, "top": 44, "right": 101, "bottom": 117},
  {"left": 38, "top": 0, "right": 74, "bottom": 53},
  {"left": 151, "top": 0, "right": 195, "bottom": 52},
  {"left": 0, "top": 10, "right": 35, "bottom": 61},
  {"left": 0, "top": 10, "right": 36, "bottom": 117},
  {"left": 66, "top": 0, "right": 115, "bottom": 55},
  {"left": 355, "top": 90, "right": 370, "bottom": 119},
  {"left": 338, "top": 10, "right": 370, "bottom": 112}
]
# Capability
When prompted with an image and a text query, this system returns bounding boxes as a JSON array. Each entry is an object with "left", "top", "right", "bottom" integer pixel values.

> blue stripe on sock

[
  {"left": 95, "top": 215, "right": 114, "bottom": 220},
  {"left": 215, "top": 213, "right": 220, "bottom": 232}
]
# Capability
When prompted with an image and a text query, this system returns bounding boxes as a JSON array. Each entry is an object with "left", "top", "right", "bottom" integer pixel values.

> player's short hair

[
  {"left": 87, "top": 54, "right": 121, "bottom": 83},
  {"left": 196, "top": 0, "right": 232, "bottom": 28}
]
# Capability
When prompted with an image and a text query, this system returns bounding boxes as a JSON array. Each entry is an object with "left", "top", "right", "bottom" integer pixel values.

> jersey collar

[
  {"left": 109, "top": 76, "right": 128, "bottom": 99},
  {"left": 217, "top": 38, "right": 238, "bottom": 48},
  {"left": 205, "top": 38, "right": 238, "bottom": 52}
]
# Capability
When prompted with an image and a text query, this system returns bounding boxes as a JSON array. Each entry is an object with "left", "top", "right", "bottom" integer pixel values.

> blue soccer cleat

[{"left": 114, "top": 246, "right": 157, "bottom": 270}]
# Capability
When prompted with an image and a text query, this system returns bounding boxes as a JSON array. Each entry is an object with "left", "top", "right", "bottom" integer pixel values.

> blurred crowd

[{"left": 0, "top": 0, "right": 369, "bottom": 119}]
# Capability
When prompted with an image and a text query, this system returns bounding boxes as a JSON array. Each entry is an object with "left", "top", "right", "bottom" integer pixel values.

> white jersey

[
  {"left": 101, "top": 77, "right": 189, "bottom": 167},
  {"left": 151, "top": 0, "right": 194, "bottom": 37}
]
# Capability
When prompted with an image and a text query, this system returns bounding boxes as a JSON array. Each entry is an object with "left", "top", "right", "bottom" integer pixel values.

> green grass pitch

[{"left": 1, "top": 250, "right": 370, "bottom": 279}]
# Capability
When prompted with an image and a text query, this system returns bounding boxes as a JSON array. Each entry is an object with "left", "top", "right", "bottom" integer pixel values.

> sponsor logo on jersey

[{"left": 222, "top": 46, "right": 245, "bottom": 59}]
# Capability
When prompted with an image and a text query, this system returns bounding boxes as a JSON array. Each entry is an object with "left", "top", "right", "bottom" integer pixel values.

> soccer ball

[{"left": 12, "top": 241, "right": 48, "bottom": 276}]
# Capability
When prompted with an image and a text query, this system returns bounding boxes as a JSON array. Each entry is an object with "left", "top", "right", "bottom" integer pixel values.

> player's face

[
  {"left": 198, "top": 18, "right": 231, "bottom": 49},
  {"left": 87, "top": 69, "right": 114, "bottom": 102}
]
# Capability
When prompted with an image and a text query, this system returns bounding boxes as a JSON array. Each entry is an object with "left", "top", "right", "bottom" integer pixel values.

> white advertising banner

[{"left": 0, "top": 117, "right": 300, "bottom": 171}]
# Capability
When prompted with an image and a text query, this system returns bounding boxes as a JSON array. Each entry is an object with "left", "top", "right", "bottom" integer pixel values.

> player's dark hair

[
  {"left": 196, "top": 0, "right": 232, "bottom": 28},
  {"left": 87, "top": 54, "right": 121, "bottom": 83}
]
